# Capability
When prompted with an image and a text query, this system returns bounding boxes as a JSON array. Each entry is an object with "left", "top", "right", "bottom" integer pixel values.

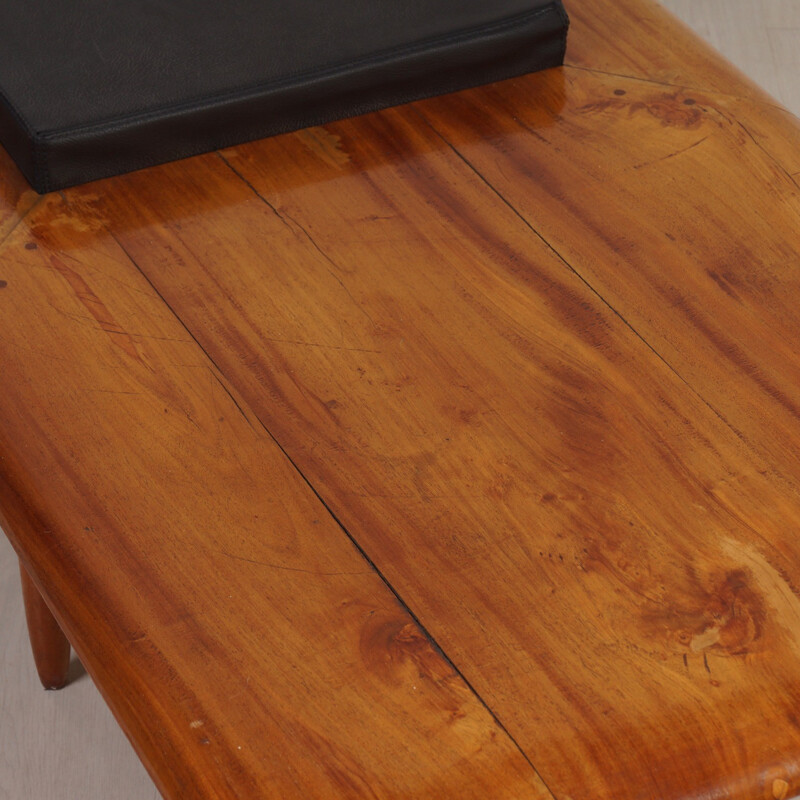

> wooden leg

[{"left": 19, "top": 562, "right": 71, "bottom": 690}]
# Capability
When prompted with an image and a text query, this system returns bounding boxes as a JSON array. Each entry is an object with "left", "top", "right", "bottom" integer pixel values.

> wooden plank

[
  {"left": 63, "top": 2, "right": 800, "bottom": 798},
  {"left": 418, "top": 2, "right": 800, "bottom": 499},
  {"left": 0, "top": 190, "right": 551, "bottom": 799}
]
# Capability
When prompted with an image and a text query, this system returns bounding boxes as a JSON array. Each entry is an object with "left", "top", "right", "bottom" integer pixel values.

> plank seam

[
  {"left": 103, "top": 217, "right": 559, "bottom": 800},
  {"left": 411, "top": 106, "right": 758, "bottom": 458}
]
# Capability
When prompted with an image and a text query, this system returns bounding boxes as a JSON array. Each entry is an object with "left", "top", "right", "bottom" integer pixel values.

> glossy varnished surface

[
  {"left": 0, "top": 154, "right": 549, "bottom": 800},
  {"left": 3, "top": 0, "right": 800, "bottom": 798}
]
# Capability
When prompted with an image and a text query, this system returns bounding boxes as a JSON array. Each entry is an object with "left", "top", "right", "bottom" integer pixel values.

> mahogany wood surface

[
  {"left": 19, "top": 561, "right": 71, "bottom": 690},
  {"left": 2, "top": 0, "right": 800, "bottom": 798}
]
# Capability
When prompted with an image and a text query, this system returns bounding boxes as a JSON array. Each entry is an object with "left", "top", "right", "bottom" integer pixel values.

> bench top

[{"left": 3, "top": 0, "right": 800, "bottom": 797}]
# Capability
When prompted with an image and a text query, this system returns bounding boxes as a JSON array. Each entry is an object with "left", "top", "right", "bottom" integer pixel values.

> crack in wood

[{"left": 104, "top": 217, "right": 556, "bottom": 798}]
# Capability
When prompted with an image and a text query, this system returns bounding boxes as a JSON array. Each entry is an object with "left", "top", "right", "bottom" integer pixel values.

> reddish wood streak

[{"left": 2, "top": 0, "right": 800, "bottom": 798}]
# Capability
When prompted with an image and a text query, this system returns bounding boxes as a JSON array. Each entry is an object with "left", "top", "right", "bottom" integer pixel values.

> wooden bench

[{"left": 3, "top": 0, "right": 800, "bottom": 797}]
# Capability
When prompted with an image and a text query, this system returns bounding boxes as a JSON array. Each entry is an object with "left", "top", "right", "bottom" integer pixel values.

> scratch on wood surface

[
  {"left": 216, "top": 548, "right": 371, "bottom": 577},
  {"left": 286, "top": 208, "right": 378, "bottom": 328},
  {"left": 216, "top": 151, "right": 376, "bottom": 327},
  {"left": 46, "top": 301, "right": 192, "bottom": 345},
  {"left": 47, "top": 254, "right": 144, "bottom": 364},
  {"left": 632, "top": 136, "right": 709, "bottom": 170},
  {"left": 736, "top": 119, "right": 800, "bottom": 193},
  {"left": 564, "top": 63, "right": 709, "bottom": 93},
  {"left": 259, "top": 336, "right": 382, "bottom": 354},
  {"left": 86, "top": 389, "right": 142, "bottom": 396}
]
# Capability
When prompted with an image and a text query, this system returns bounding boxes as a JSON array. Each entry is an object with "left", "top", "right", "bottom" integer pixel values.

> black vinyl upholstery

[{"left": 0, "top": 0, "right": 568, "bottom": 192}]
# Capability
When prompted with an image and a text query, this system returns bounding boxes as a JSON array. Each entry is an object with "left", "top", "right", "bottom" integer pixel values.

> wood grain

[
  {"left": 0, "top": 178, "right": 550, "bottom": 798},
  {"left": 3, "top": 0, "right": 800, "bottom": 798},
  {"left": 44, "top": 2, "right": 800, "bottom": 799},
  {"left": 568, "top": 0, "right": 800, "bottom": 176}
]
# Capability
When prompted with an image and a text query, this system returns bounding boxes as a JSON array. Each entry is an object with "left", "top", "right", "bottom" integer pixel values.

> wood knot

[
  {"left": 638, "top": 98, "right": 704, "bottom": 129},
  {"left": 643, "top": 568, "right": 766, "bottom": 657},
  {"left": 360, "top": 613, "right": 455, "bottom": 686}
]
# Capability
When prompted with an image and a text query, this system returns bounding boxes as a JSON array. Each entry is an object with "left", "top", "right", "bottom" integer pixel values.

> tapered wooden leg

[{"left": 19, "top": 562, "right": 71, "bottom": 690}]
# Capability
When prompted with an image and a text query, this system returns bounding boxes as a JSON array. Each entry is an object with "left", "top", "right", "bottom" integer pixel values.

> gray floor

[
  {"left": 667, "top": 0, "right": 800, "bottom": 112},
  {"left": 2, "top": 2, "right": 799, "bottom": 797}
]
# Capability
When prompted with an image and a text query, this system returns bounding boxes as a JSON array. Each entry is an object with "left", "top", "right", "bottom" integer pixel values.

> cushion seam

[
  {"left": 0, "top": 82, "right": 51, "bottom": 192},
  {"left": 37, "top": 2, "right": 560, "bottom": 142}
]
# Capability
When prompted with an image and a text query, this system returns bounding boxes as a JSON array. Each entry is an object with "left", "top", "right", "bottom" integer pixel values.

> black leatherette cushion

[{"left": 0, "top": 0, "right": 568, "bottom": 192}]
